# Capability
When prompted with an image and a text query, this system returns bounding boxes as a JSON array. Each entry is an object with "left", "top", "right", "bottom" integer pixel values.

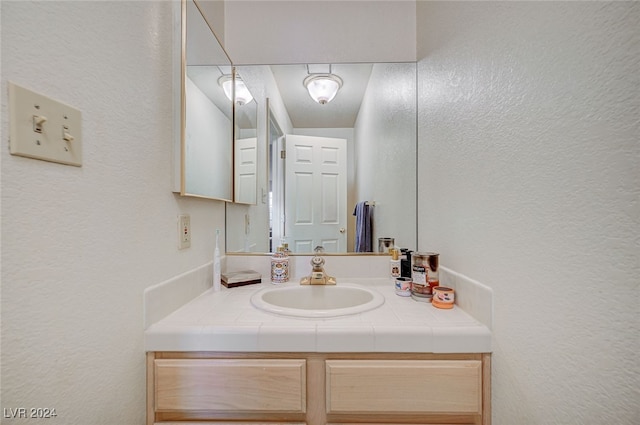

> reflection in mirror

[
  {"left": 267, "top": 100, "right": 285, "bottom": 252},
  {"left": 178, "top": 0, "right": 233, "bottom": 200},
  {"left": 234, "top": 75, "right": 258, "bottom": 205},
  {"left": 227, "top": 63, "right": 417, "bottom": 255}
]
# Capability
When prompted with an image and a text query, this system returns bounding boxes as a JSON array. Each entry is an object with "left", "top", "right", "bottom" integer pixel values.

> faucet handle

[{"left": 311, "top": 246, "right": 325, "bottom": 270}]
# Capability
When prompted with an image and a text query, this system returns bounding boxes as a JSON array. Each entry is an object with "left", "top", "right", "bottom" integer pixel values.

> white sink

[{"left": 250, "top": 283, "right": 384, "bottom": 318}]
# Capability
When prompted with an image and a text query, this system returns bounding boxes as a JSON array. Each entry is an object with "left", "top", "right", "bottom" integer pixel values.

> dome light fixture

[
  {"left": 218, "top": 75, "right": 254, "bottom": 106},
  {"left": 303, "top": 73, "right": 343, "bottom": 105}
]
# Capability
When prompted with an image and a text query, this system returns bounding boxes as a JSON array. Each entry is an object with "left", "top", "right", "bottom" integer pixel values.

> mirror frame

[{"left": 176, "top": 0, "right": 234, "bottom": 202}]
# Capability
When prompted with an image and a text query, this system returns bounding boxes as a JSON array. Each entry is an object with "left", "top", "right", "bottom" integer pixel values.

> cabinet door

[
  {"left": 155, "top": 359, "right": 306, "bottom": 413},
  {"left": 326, "top": 360, "right": 482, "bottom": 415}
]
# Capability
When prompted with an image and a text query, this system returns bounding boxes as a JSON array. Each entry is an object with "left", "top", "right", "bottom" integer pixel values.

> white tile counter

[{"left": 144, "top": 277, "right": 492, "bottom": 353}]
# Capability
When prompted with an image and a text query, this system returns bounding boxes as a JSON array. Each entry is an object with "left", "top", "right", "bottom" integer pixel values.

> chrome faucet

[{"left": 300, "top": 246, "right": 336, "bottom": 285}]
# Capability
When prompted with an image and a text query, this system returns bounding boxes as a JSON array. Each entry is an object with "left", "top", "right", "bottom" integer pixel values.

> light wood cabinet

[
  {"left": 147, "top": 352, "right": 491, "bottom": 425},
  {"left": 326, "top": 360, "right": 482, "bottom": 415},
  {"left": 155, "top": 359, "right": 306, "bottom": 412}
]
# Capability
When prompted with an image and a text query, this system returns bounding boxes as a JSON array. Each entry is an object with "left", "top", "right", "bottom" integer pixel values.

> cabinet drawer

[
  {"left": 326, "top": 360, "right": 481, "bottom": 415},
  {"left": 155, "top": 359, "right": 306, "bottom": 413}
]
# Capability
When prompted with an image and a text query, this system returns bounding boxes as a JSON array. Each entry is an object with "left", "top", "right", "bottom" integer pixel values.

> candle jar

[{"left": 410, "top": 252, "right": 439, "bottom": 302}]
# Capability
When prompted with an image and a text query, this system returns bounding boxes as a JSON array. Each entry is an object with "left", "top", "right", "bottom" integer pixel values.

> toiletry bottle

[
  {"left": 400, "top": 249, "right": 413, "bottom": 278},
  {"left": 213, "top": 229, "right": 221, "bottom": 292},
  {"left": 271, "top": 246, "right": 289, "bottom": 284},
  {"left": 390, "top": 248, "right": 401, "bottom": 279}
]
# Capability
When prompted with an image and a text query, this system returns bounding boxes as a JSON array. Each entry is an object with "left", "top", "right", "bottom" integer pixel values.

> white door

[
  {"left": 234, "top": 137, "right": 257, "bottom": 204},
  {"left": 284, "top": 134, "right": 347, "bottom": 253}
]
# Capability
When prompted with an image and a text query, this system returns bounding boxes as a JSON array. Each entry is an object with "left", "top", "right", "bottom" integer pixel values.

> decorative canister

[
  {"left": 394, "top": 277, "right": 412, "bottom": 297},
  {"left": 432, "top": 286, "right": 455, "bottom": 309},
  {"left": 378, "top": 237, "right": 395, "bottom": 253},
  {"left": 410, "top": 252, "right": 439, "bottom": 302},
  {"left": 270, "top": 248, "right": 289, "bottom": 284}
]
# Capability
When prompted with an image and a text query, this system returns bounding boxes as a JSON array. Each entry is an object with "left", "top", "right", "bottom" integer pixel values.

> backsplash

[
  {"left": 143, "top": 261, "right": 215, "bottom": 328},
  {"left": 439, "top": 266, "right": 493, "bottom": 329},
  {"left": 225, "top": 254, "right": 390, "bottom": 281}
]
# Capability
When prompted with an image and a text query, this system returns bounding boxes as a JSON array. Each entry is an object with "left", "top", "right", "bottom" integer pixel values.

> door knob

[{"left": 339, "top": 228, "right": 346, "bottom": 233}]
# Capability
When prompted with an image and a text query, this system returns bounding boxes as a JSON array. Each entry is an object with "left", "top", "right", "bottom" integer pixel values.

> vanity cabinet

[
  {"left": 154, "top": 359, "right": 306, "bottom": 413},
  {"left": 147, "top": 352, "right": 491, "bottom": 425},
  {"left": 326, "top": 359, "right": 482, "bottom": 416}
]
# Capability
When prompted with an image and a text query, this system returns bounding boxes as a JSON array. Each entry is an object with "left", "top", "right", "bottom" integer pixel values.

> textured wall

[
  {"left": 224, "top": 0, "right": 416, "bottom": 64},
  {"left": 355, "top": 63, "right": 417, "bottom": 251},
  {"left": 417, "top": 2, "right": 639, "bottom": 424},
  {"left": 1, "top": 2, "right": 225, "bottom": 423}
]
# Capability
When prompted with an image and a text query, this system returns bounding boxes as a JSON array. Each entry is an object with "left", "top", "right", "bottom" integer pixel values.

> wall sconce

[
  {"left": 303, "top": 65, "right": 343, "bottom": 105},
  {"left": 218, "top": 75, "right": 254, "bottom": 106}
]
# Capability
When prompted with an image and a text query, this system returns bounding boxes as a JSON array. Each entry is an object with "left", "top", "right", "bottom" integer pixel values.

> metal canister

[
  {"left": 378, "top": 237, "right": 395, "bottom": 253},
  {"left": 411, "top": 252, "right": 439, "bottom": 302}
]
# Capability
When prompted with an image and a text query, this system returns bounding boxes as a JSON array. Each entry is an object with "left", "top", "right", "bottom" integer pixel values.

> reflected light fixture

[
  {"left": 218, "top": 75, "right": 254, "bottom": 106},
  {"left": 303, "top": 66, "right": 343, "bottom": 105}
]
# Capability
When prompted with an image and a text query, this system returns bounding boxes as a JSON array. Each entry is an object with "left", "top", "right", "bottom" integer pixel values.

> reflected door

[
  {"left": 284, "top": 135, "right": 347, "bottom": 252},
  {"left": 234, "top": 137, "right": 257, "bottom": 204}
]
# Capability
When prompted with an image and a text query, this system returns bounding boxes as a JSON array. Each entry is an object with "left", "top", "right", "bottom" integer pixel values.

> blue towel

[{"left": 353, "top": 201, "right": 373, "bottom": 252}]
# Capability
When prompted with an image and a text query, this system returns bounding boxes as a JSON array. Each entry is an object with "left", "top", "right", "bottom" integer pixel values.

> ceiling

[
  {"left": 189, "top": 62, "right": 376, "bottom": 130},
  {"left": 268, "top": 63, "right": 374, "bottom": 128}
]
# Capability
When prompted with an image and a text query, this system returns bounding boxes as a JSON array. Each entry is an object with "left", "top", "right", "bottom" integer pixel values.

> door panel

[
  {"left": 284, "top": 135, "right": 347, "bottom": 252},
  {"left": 234, "top": 137, "right": 257, "bottom": 204}
]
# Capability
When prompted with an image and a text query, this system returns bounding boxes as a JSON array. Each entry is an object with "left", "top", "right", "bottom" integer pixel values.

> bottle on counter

[
  {"left": 271, "top": 245, "right": 289, "bottom": 284},
  {"left": 389, "top": 248, "right": 401, "bottom": 279}
]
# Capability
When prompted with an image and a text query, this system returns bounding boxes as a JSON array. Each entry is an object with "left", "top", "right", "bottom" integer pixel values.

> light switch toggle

[
  {"left": 62, "top": 126, "right": 75, "bottom": 143},
  {"left": 33, "top": 115, "right": 47, "bottom": 133}
]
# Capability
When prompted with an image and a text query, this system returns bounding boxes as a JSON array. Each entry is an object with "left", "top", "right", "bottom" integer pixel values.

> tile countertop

[{"left": 144, "top": 278, "right": 492, "bottom": 353}]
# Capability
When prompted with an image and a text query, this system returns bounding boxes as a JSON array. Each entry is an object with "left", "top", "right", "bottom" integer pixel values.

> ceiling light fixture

[
  {"left": 218, "top": 75, "right": 254, "bottom": 106},
  {"left": 303, "top": 66, "right": 343, "bottom": 105}
]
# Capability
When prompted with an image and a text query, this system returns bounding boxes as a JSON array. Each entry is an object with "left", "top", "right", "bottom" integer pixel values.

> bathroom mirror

[
  {"left": 174, "top": 0, "right": 233, "bottom": 201},
  {"left": 266, "top": 100, "right": 285, "bottom": 252},
  {"left": 226, "top": 62, "right": 417, "bottom": 254},
  {"left": 233, "top": 81, "right": 258, "bottom": 205}
]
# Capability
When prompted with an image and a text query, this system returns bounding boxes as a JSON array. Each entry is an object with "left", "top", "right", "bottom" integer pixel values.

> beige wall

[
  {"left": 354, "top": 62, "right": 417, "bottom": 252},
  {"left": 223, "top": 0, "right": 417, "bottom": 64},
  {"left": 1, "top": 2, "right": 226, "bottom": 422},
  {"left": 417, "top": 2, "right": 639, "bottom": 424}
]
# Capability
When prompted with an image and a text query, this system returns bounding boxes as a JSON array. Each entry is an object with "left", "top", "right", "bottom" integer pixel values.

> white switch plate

[
  {"left": 9, "top": 82, "right": 82, "bottom": 166},
  {"left": 178, "top": 214, "right": 191, "bottom": 249}
]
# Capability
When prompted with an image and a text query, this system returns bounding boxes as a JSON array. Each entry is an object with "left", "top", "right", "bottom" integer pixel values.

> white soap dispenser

[{"left": 213, "top": 229, "right": 221, "bottom": 292}]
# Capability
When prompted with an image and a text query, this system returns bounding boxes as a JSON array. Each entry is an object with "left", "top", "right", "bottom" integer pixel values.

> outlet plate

[
  {"left": 178, "top": 214, "right": 191, "bottom": 249},
  {"left": 9, "top": 82, "right": 82, "bottom": 166}
]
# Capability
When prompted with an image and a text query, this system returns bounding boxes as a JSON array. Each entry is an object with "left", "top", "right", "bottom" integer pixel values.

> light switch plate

[{"left": 9, "top": 82, "right": 82, "bottom": 166}]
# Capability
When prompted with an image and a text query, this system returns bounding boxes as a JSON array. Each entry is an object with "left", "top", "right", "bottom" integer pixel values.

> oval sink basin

[{"left": 250, "top": 283, "right": 384, "bottom": 318}]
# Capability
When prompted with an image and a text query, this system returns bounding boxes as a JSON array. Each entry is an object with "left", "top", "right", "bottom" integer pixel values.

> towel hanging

[{"left": 353, "top": 201, "right": 373, "bottom": 252}]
